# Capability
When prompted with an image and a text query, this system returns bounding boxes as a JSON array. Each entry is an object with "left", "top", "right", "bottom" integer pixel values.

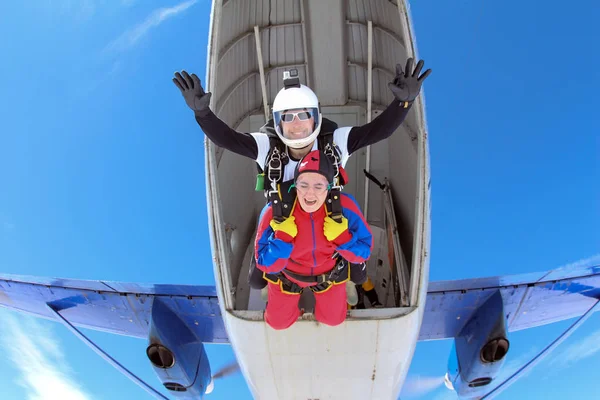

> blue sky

[{"left": 0, "top": 0, "right": 598, "bottom": 399}]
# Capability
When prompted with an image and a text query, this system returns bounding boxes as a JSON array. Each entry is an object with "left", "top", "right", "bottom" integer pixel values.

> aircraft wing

[
  {"left": 419, "top": 264, "right": 600, "bottom": 341},
  {"left": 0, "top": 273, "right": 228, "bottom": 344}
]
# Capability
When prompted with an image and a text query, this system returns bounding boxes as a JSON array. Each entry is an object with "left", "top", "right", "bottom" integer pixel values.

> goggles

[
  {"left": 281, "top": 110, "right": 314, "bottom": 123},
  {"left": 294, "top": 182, "right": 331, "bottom": 195}
]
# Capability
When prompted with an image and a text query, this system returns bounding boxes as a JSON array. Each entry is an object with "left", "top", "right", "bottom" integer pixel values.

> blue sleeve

[
  {"left": 254, "top": 204, "right": 293, "bottom": 273},
  {"left": 334, "top": 194, "right": 373, "bottom": 263}
]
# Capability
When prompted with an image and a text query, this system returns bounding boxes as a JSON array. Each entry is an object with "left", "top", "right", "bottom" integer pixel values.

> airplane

[{"left": 1, "top": 0, "right": 599, "bottom": 399}]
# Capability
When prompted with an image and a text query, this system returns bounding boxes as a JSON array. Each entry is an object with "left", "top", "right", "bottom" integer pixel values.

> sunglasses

[{"left": 281, "top": 110, "right": 314, "bottom": 123}]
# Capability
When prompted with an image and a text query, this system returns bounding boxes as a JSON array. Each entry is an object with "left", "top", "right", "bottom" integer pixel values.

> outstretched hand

[
  {"left": 388, "top": 58, "right": 431, "bottom": 105},
  {"left": 173, "top": 70, "right": 212, "bottom": 112}
]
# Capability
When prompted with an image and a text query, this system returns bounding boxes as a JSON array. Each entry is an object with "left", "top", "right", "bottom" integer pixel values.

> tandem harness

[
  {"left": 249, "top": 117, "right": 360, "bottom": 291},
  {"left": 254, "top": 117, "right": 348, "bottom": 223},
  {"left": 263, "top": 254, "right": 350, "bottom": 294}
]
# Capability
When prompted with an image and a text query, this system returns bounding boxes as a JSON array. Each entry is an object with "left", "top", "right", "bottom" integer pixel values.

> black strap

[
  {"left": 319, "top": 132, "right": 347, "bottom": 187},
  {"left": 311, "top": 257, "right": 350, "bottom": 292},
  {"left": 263, "top": 272, "right": 304, "bottom": 294},
  {"left": 257, "top": 119, "right": 288, "bottom": 177},
  {"left": 316, "top": 129, "right": 333, "bottom": 152},
  {"left": 269, "top": 181, "right": 295, "bottom": 223},
  {"left": 264, "top": 138, "right": 288, "bottom": 180},
  {"left": 283, "top": 269, "right": 329, "bottom": 284},
  {"left": 319, "top": 129, "right": 344, "bottom": 223},
  {"left": 269, "top": 195, "right": 285, "bottom": 224},
  {"left": 363, "top": 169, "right": 386, "bottom": 191},
  {"left": 259, "top": 117, "right": 344, "bottom": 224},
  {"left": 259, "top": 117, "right": 339, "bottom": 182},
  {"left": 327, "top": 188, "right": 343, "bottom": 223},
  {"left": 280, "top": 257, "right": 348, "bottom": 284}
]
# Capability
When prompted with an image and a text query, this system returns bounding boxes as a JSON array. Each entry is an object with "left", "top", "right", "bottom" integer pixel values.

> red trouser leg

[
  {"left": 313, "top": 282, "right": 348, "bottom": 326},
  {"left": 264, "top": 281, "right": 301, "bottom": 330}
]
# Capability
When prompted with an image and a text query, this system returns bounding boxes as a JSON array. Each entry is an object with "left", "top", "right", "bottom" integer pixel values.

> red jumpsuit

[{"left": 254, "top": 193, "right": 373, "bottom": 329}]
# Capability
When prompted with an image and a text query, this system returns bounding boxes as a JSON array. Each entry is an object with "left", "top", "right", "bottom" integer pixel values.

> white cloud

[
  {"left": 401, "top": 375, "right": 445, "bottom": 398},
  {"left": 548, "top": 328, "right": 600, "bottom": 370},
  {"left": 104, "top": 0, "right": 198, "bottom": 54},
  {"left": 557, "top": 254, "right": 600, "bottom": 270},
  {"left": 492, "top": 347, "right": 539, "bottom": 385},
  {"left": 0, "top": 311, "right": 93, "bottom": 400}
]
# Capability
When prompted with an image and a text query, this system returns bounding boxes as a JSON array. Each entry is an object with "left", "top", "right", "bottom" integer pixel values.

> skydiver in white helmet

[{"left": 173, "top": 58, "right": 430, "bottom": 174}]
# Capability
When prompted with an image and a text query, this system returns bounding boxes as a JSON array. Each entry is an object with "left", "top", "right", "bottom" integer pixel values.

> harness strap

[
  {"left": 263, "top": 271, "right": 303, "bottom": 294},
  {"left": 269, "top": 192, "right": 285, "bottom": 224},
  {"left": 310, "top": 258, "right": 350, "bottom": 293},
  {"left": 363, "top": 169, "right": 386, "bottom": 191},
  {"left": 263, "top": 257, "right": 349, "bottom": 294},
  {"left": 283, "top": 269, "right": 329, "bottom": 284},
  {"left": 327, "top": 188, "right": 343, "bottom": 223},
  {"left": 269, "top": 182, "right": 296, "bottom": 223},
  {"left": 258, "top": 117, "right": 344, "bottom": 225}
]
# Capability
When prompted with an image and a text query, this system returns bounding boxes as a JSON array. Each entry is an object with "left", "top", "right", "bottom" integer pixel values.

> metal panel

[
  {"left": 0, "top": 273, "right": 218, "bottom": 296},
  {"left": 220, "top": 0, "right": 270, "bottom": 56},
  {"left": 304, "top": 0, "right": 347, "bottom": 105},
  {"left": 223, "top": 305, "right": 421, "bottom": 400},
  {"left": 419, "top": 266, "right": 600, "bottom": 341},
  {"left": 0, "top": 275, "right": 228, "bottom": 343},
  {"left": 346, "top": 0, "right": 408, "bottom": 106},
  {"left": 214, "top": 0, "right": 308, "bottom": 128}
]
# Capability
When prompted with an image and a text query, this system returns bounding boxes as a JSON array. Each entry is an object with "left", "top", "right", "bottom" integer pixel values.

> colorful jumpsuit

[{"left": 255, "top": 193, "right": 373, "bottom": 330}]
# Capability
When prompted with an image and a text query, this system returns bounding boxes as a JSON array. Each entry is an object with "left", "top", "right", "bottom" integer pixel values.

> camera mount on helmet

[{"left": 283, "top": 69, "right": 300, "bottom": 89}]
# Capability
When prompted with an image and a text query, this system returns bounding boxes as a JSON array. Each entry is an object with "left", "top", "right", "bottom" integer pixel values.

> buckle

[
  {"left": 268, "top": 165, "right": 281, "bottom": 182},
  {"left": 310, "top": 280, "right": 333, "bottom": 293},
  {"left": 267, "top": 149, "right": 282, "bottom": 182},
  {"left": 268, "top": 157, "right": 281, "bottom": 172}
]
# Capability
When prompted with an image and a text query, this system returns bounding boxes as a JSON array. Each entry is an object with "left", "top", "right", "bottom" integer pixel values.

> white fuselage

[{"left": 204, "top": 1, "right": 432, "bottom": 398}]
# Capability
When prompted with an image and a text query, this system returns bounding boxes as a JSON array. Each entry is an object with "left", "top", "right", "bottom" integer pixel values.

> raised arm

[
  {"left": 173, "top": 70, "right": 259, "bottom": 159},
  {"left": 346, "top": 58, "right": 431, "bottom": 154}
]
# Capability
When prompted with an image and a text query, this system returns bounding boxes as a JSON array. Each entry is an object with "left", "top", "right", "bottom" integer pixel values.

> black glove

[
  {"left": 388, "top": 58, "right": 431, "bottom": 105},
  {"left": 172, "top": 71, "right": 212, "bottom": 113}
]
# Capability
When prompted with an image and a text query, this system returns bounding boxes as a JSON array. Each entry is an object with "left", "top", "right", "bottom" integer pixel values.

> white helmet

[{"left": 272, "top": 84, "right": 322, "bottom": 149}]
